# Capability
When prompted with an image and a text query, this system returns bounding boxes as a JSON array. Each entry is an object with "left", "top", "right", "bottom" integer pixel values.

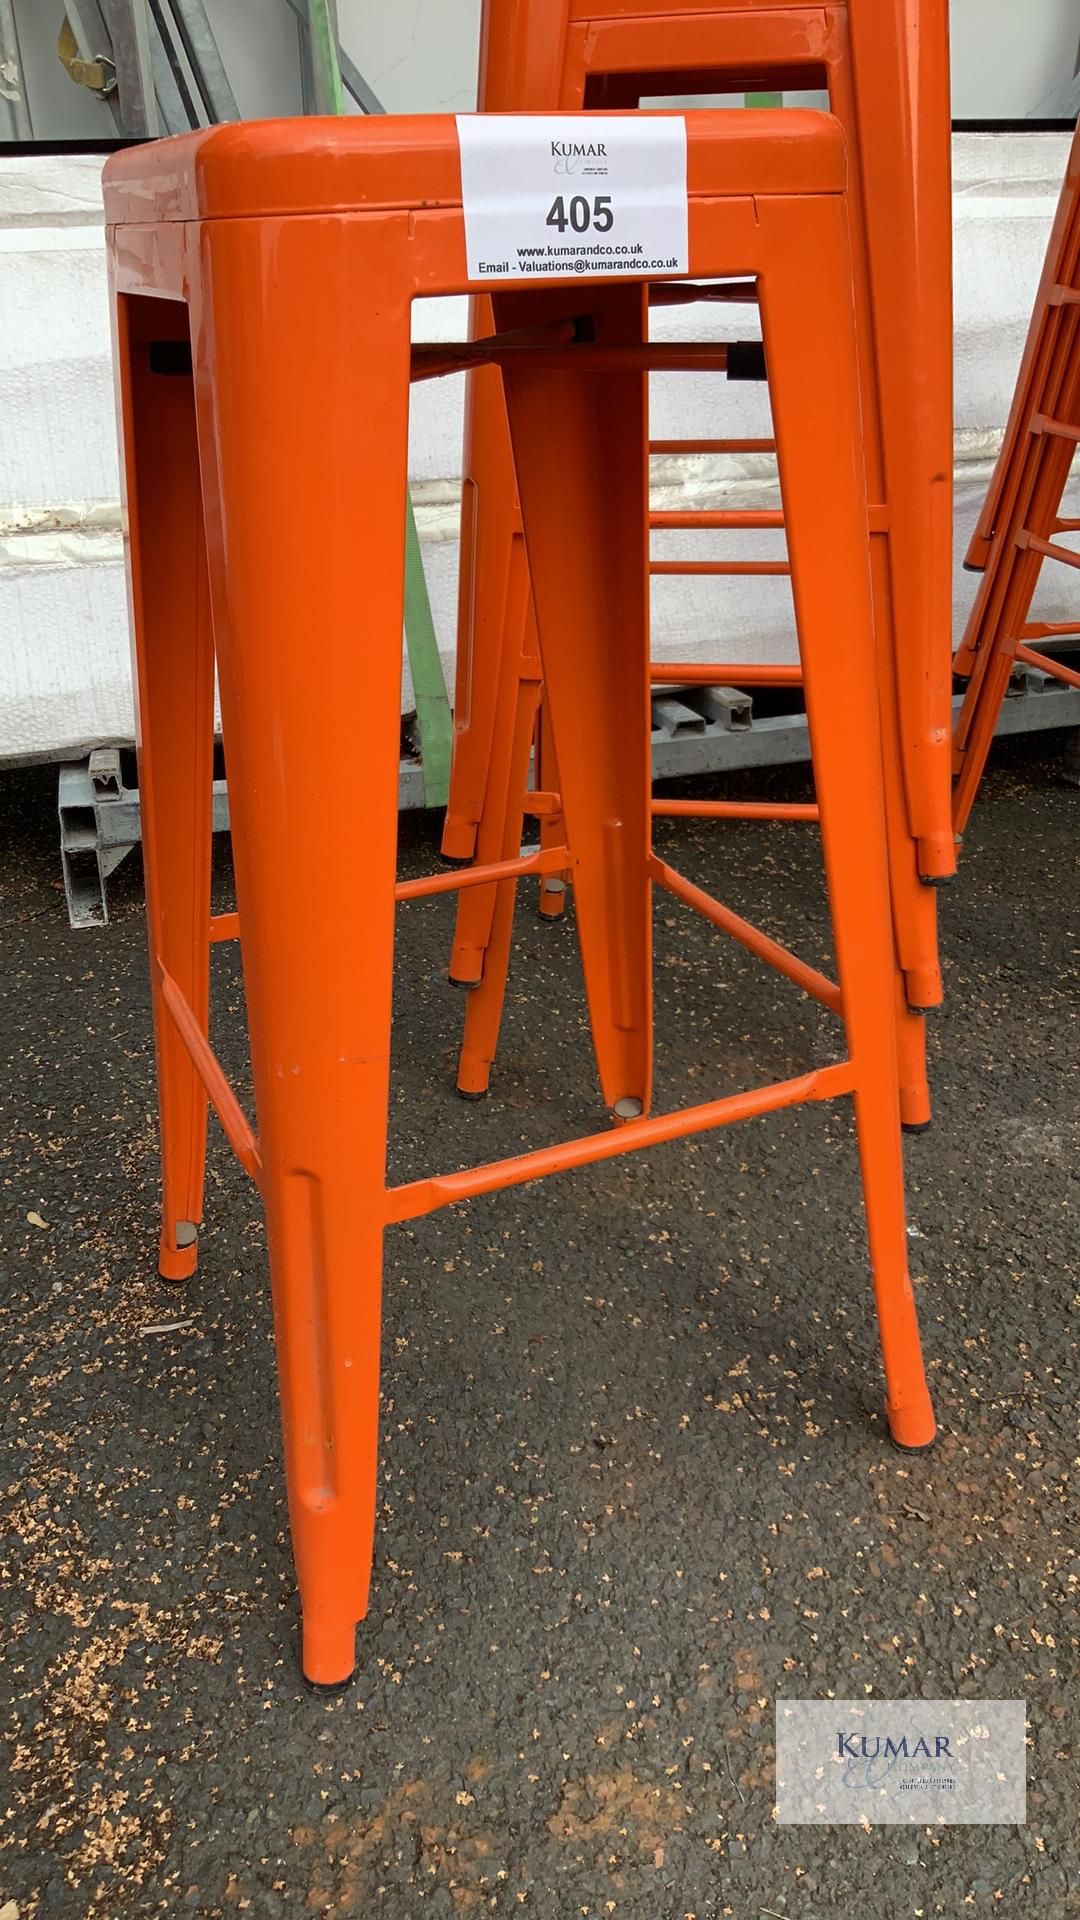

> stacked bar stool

[
  {"left": 441, "top": 0, "right": 953, "bottom": 1131},
  {"left": 104, "top": 108, "right": 936, "bottom": 1691},
  {"left": 952, "top": 119, "right": 1080, "bottom": 832}
]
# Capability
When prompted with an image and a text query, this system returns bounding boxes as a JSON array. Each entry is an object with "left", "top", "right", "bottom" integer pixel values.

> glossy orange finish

[
  {"left": 113, "top": 296, "right": 215, "bottom": 1284},
  {"left": 442, "top": 0, "right": 953, "bottom": 1125},
  {"left": 104, "top": 109, "right": 935, "bottom": 1689},
  {"left": 952, "top": 121, "right": 1080, "bottom": 830}
]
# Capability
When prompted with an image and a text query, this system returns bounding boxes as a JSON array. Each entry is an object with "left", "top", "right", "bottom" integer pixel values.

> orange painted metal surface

[
  {"left": 104, "top": 108, "right": 936, "bottom": 1690},
  {"left": 441, "top": 0, "right": 953, "bottom": 1132},
  {"left": 952, "top": 119, "right": 1080, "bottom": 832},
  {"left": 653, "top": 797, "right": 819, "bottom": 820},
  {"left": 652, "top": 661, "right": 802, "bottom": 684}
]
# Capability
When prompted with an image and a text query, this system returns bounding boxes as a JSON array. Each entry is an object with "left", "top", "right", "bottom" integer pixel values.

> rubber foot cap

[
  {"left": 457, "top": 1085, "right": 489, "bottom": 1101},
  {"left": 437, "top": 849, "right": 474, "bottom": 868},
  {"left": 447, "top": 974, "right": 481, "bottom": 992},
  {"left": 302, "top": 1667, "right": 358, "bottom": 1697},
  {"left": 901, "top": 1118, "right": 932, "bottom": 1136},
  {"left": 891, "top": 1434, "right": 937, "bottom": 1455},
  {"left": 962, "top": 559, "right": 986, "bottom": 574}
]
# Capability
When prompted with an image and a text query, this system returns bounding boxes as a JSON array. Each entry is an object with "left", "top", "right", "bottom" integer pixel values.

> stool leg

[
  {"left": 115, "top": 297, "right": 214, "bottom": 1283},
  {"left": 447, "top": 553, "right": 537, "bottom": 989},
  {"left": 866, "top": 538, "right": 943, "bottom": 1021},
  {"left": 849, "top": 0, "right": 956, "bottom": 881},
  {"left": 760, "top": 200, "right": 935, "bottom": 1451},
  {"left": 872, "top": 613, "right": 938, "bottom": 1132},
  {"left": 456, "top": 647, "right": 542, "bottom": 1098},
  {"left": 535, "top": 701, "right": 567, "bottom": 921},
  {"left": 826, "top": 45, "right": 945, "bottom": 1026},
  {"left": 442, "top": 315, "right": 526, "bottom": 862},
  {"left": 456, "top": 847, "right": 523, "bottom": 1099},
  {"left": 498, "top": 286, "right": 653, "bottom": 1119},
  {"left": 191, "top": 222, "right": 412, "bottom": 1687}
]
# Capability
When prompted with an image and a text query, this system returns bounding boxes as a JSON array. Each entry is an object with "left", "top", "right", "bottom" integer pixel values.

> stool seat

[{"left": 103, "top": 108, "right": 847, "bottom": 230}]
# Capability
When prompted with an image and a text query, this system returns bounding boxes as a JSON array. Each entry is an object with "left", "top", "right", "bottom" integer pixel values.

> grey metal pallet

[{"left": 57, "top": 669, "right": 1080, "bottom": 929}]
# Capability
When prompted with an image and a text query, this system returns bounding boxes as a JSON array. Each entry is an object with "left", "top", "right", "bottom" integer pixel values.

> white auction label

[{"left": 455, "top": 114, "right": 688, "bottom": 283}]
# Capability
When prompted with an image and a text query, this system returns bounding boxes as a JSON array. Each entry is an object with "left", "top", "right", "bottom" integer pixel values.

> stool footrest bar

[
  {"left": 649, "top": 439, "right": 775, "bottom": 455},
  {"left": 649, "top": 509, "right": 784, "bottom": 530},
  {"left": 1014, "top": 643, "right": 1080, "bottom": 690},
  {"left": 412, "top": 341, "right": 738, "bottom": 381},
  {"left": 1033, "top": 412, "right": 1080, "bottom": 442},
  {"left": 650, "top": 560, "right": 791, "bottom": 576},
  {"left": 652, "top": 857, "right": 841, "bottom": 1013},
  {"left": 1020, "top": 619, "right": 1080, "bottom": 639},
  {"left": 207, "top": 846, "right": 573, "bottom": 945},
  {"left": 157, "top": 964, "right": 262, "bottom": 1182},
  {"left": 385, "top": 1061, "right": 854, "bottom": 1225},
  {"left": 395, "top": 846, "right": 569, "bottom": 901},
  {"left": 650, "top": 662, "right": 801, "bottom": 685},
  {"left": 653, "top": 799, "right": 819, "bottom": 822},
  {"left": 648, "top": 280, "right": 759, "bottom": 305},
  {"left": 1020, "top": 531, "right": 1080, "bottom": 571}
]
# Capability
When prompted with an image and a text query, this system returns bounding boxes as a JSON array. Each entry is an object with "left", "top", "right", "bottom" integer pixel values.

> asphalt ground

[{"left": 0, "top": 735, "right": 1077, "bottom": 1918}]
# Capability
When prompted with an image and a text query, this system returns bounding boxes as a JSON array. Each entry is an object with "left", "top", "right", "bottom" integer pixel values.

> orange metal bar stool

[
  {"left": 952, "top": 121, "right": 1080, "bottom": 828},
  {"left": 962, "top": 120, "right": 1080, "bottom": 579},
  {"left": 104, "top": 108, "right": 936, "bottom": 1692},
  {"left": 441, "top": 0, "right": 952, "bottom": 1127}
]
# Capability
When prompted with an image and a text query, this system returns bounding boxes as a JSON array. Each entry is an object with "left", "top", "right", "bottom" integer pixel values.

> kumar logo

[
  {"left": 775, "top": 1698, "right": 1026, "bottom": 1824},
  {"left": 551, "top": 140, "right": 607, "bottom": 159},
  {"left": 838, "top": 1732, "right": 953, "bottom": 1763}
]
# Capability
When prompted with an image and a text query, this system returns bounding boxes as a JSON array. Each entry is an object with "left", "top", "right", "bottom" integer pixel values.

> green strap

[
  {"left": 306, "top": 0, "right": 346, "bottom": 114},
  {"left": 403, "top": 502, "right": 452, "bottom": 804},
  {"left": 305, "top": 0, "right": 453, "bottom": 807}
]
